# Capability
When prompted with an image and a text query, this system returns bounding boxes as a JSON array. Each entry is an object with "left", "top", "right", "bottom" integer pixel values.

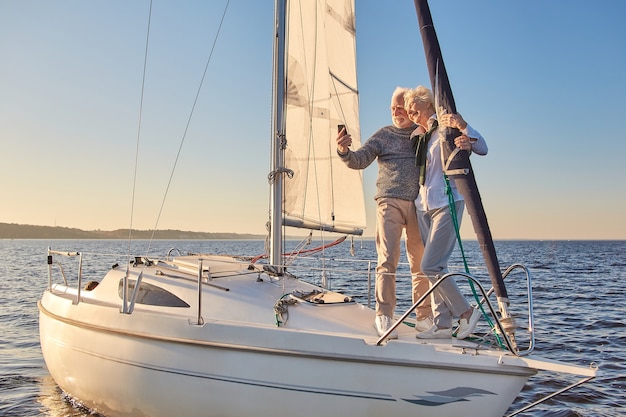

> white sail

[{"left": 283, "top": 0, "right": 365, "bottom": 234}]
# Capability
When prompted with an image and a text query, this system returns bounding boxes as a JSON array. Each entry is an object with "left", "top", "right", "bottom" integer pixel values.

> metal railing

[
  {"left": 47, "top": 248, "right": 83, "bottom": 305},
  {"left": 374, "top": 267, "right": 535, "bottom": 356},
  {"left": 46, "top": 245, "right": 536, "bottom": 355}
]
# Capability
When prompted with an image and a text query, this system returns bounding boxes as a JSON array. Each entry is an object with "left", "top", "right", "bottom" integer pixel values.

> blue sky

[{"left": 1, "top": 1, "right": 625, "bottom": 240}]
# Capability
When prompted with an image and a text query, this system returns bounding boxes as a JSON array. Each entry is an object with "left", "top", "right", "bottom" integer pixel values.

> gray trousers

[{"left": 417, "top": 200, "right": 470, "bottom": 328}]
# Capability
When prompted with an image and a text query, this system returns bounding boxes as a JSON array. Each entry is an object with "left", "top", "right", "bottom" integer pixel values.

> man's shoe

[
  {"left": 415, "top": 317, "right": 434, "bottom": 333},
  {"left": 456, "top": 307, "right": 481, "bottom": 340},
  {"left": 416, "top": 324, "right": 452, "bottom": 339},
  {"left": 375, "top": 315, "right": 398, "bottom": 339}
]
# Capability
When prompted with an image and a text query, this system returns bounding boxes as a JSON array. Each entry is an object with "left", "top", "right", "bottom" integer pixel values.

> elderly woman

[{"left": 404, "top": 85, "right": 487, "bottom": 339}]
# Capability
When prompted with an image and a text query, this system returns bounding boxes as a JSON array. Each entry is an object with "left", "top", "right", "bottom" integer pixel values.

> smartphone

[{"left": 337, "top": 124, "right": 346, "bottom": 134}]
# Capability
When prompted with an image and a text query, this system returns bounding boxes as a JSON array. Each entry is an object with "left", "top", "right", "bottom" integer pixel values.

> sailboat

[{"left": 39, "top": 1, "right": 596, "bottom": 416}]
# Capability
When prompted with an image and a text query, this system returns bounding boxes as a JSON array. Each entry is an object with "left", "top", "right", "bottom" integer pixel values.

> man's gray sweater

[{"left": 339, "top": 125, "right": 419, "bottom": 202}]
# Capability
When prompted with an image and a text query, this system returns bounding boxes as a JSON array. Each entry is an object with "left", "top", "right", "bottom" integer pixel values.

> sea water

[{"left": 0, "top": 239, "right": 624, "bottom": 416}]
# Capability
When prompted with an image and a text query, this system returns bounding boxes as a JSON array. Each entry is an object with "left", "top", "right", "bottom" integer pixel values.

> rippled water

[{"left": 0, "top": 239, "right": 624, "bottom": 416}]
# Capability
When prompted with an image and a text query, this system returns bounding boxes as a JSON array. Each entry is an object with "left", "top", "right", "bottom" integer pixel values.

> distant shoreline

[
  {"left": 1, "top": 223, "right": 622, "bottom": 241},
  {"left": 0, "top": 222, "right": 264, "bottom": 240}
]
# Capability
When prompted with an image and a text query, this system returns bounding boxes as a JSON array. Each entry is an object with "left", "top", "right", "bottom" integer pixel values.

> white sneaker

[
  {"left": 416, "top": 324, "right": 452, "bottom": 339},
  {"left": 375, "top": 315, "right": 398, "bottom": 339},
  {"left": 415, "top": 317, "right": 434, "bottom": 332},
  {"left": 456, "top": 307, "right": 481, "bottom": 340}
]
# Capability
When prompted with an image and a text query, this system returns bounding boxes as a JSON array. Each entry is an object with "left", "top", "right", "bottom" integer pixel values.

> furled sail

[
  {"left": 412, "top": 0, "right": 516, "bottom": 340},
  {"left": 282, "top": 0, "right": 365, "bottom": 235}
]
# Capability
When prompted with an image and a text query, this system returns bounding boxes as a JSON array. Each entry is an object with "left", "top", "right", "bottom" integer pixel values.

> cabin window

[{"left": 118, "top": 279, "right": 190, "bottom": 308}]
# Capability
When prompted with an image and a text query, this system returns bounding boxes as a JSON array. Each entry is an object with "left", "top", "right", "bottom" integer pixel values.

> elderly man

[{"left": 336, "top": 87, "right": 432, "bottom": 338}]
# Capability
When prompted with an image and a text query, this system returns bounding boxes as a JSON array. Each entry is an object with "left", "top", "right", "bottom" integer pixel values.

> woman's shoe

[
  {"left": 416, "top": 324, "right": 452, "bottom": 339},
  {"left": 456, "top": 308, "right": 481, "bottom": 340}
]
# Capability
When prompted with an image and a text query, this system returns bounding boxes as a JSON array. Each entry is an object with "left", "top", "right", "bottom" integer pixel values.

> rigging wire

[
  {"left": 127, "top": 0, "right": 153, "bottom": 263},
  {"left": 299, "top": 2, "right": 330, "bottom": 274},
  {"left": 132, "top": 1, "right": 231, "bottom": 257},
  {"left": 285, "top": 0, "right": 317, "bottom": 248}
]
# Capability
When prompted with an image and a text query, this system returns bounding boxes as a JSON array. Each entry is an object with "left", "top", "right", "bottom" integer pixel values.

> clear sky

[{"left": 1, "top": 1, "right": 625, "bottom": 240}]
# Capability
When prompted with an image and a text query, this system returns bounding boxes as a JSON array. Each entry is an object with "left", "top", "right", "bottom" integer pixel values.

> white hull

[{"left": 39, "top": 254, "right": 591, "bottom": 417}]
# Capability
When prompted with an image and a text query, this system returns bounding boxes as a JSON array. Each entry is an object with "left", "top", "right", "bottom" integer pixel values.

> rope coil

[{"left": 274, "top": 295, "right": 298, "bottom": 326}]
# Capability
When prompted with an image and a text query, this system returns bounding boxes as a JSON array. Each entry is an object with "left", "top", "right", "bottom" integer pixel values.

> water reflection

[{"left": 38, "top": 374, "right": 100, "bottom": 417}]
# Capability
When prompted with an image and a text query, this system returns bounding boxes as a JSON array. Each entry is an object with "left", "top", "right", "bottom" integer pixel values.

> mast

[
  {"left": 412, "top": 0, "right": 516, "bottom": 343},
  {"left": 270, "top": 0, "right": 364, "bottom": 269},
  {"left": 269, "top": 0, "right": 287, "bottom": 270}
]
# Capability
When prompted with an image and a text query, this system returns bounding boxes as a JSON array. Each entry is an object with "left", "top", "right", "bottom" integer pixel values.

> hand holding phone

[{"left": 336, "top": 124, "right": 352, "bottom": 154}]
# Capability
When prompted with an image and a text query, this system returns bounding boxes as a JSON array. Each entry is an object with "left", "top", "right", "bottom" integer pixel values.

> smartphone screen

[{"left": 338, "top": 124, "right": 346, "bottom": 134}]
